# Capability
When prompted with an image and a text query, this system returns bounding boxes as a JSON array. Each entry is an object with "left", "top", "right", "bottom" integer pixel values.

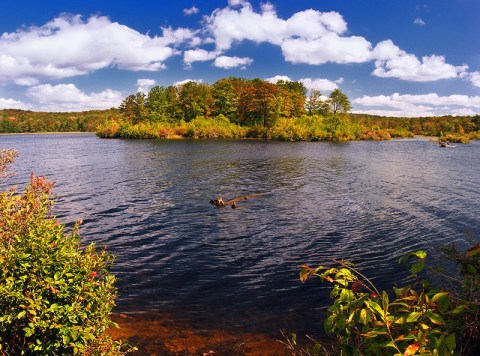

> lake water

[{"left": 1, "top": 134, "right": 479, "bottom": 336}]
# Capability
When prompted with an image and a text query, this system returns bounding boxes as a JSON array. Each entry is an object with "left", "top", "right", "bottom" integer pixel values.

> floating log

[{"left": 210, "top": 193, "right": 267, "bottom": 208}]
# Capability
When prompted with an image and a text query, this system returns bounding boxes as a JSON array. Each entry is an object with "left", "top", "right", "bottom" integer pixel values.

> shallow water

[{"left": 2, "top": 134, "right": 479, "bottom": 336}]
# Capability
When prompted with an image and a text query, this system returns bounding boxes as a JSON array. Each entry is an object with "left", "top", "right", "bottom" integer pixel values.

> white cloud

[
  {"left": 300, "top": 78, "right": 338, "bottom": 92},
  {"left": 204, "top": 2, "right": 468, "bottom": 82},
  {"left": 265, "top": 75, "right": 339, "bottom": 93},
  {"left": 414, "top": 18, "right": 426, "bottom": 26},
  {"left": 372, "top": 40, "right": 468, "bottom": 81},
  {"left": 213, "top": 55, "right": 253, "bottom": 69},
  {"left": 183, "top": 6, "right": 199, "bottom": 16},
  {"left": 265, "top": 75, "right": 292, "bottom": 83},
  {"left": 137, "top": 79, "right": 156, "bottom": 93},
  {"left": 183, "top": 49, "right": 220, "bottom": 67},
  {"left": 25, "top": 83, "right": 123, "bottom": 111},
  {"left": 161, "top": 26, "right": 202, "bottom": 47},
  {"left": 206, "top": 3, "right": 372, "bottom": 65},
  {"left": 174, "top": 78, "right": 203, "bottom": 86},
  {"left": 281, "top": 34, "right": 372, "bottom": 65},
  {"left": 0, "top": 97, "right": 28, "bottom": 110},
  {"left": 352, "top": 92, "right": 480, "bottom": 117},
  {"left": 0, "top": 14, "right": 184, "bottom": 85},
  {"left": 467, "top": 71, "right": 480, "bottom": 88}
]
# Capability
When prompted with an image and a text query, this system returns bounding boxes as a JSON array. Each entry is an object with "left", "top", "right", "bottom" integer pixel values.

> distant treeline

[{"left": 0, "top": 108, "right": 120, "bottom": 133}]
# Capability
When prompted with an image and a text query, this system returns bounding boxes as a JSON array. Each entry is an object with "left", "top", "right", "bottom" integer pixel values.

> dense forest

[
  {"left": 2, "top": 77, "right": 479, "bottom": 142},
  {"left": 0, "top": 108, "right": 120, "bottom": 133}
]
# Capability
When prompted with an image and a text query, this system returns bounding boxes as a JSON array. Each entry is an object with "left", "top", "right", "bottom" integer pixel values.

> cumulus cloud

[
  {"left": 213, "top": 55, "right": 253, "bottom": 69},
  {"left": 183, "top": 49, "right": 220, "bottom": 67},
  {"left": 266, "top": 75, "right": 339, "bottom": 92},
  {"left": 0, "top": 97, "right": 28, "bottom": 110},
  {"left": 25, "top": 83, "right": 123, "bottom": 111},
  {"left": 137, "top": 79, "right": 156, "bottom": 93},
  {"left": 467, "top": 71, "right": 480, "bottom": 88},
  {"left": 205, "top": 3, "right": 372, "bottom": 65},
  {"left": 174, "top": 78, "right": 203, "bottom": 86},
  {"left": 352, "top": 93, "right": 480, "bottom": 117},
  {"left": 372, "top": 40, "right": 468, "bottom": 81},
  {"left": 183, "top": 6, "right": 199, "bottom": 16},
  {"left": 414, "top": 18, "right": 426, "bottom": 26},
  {"left": 0, "top": 14, "right": 190, "bottom": 85},
  {"left": 300, "top": 78, "right": 338, "bottom": 92},
  {"left": 265, "top": 75, "right": 292, "bottom": 83},
  {"left": 203, "top": 1, "right": 468, "bottom": 82}
]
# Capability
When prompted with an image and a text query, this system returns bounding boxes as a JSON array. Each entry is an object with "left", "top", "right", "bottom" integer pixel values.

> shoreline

[
  {"left": 108, "top": 313, "right": 293, "bottom": 355},
  {"left": 0, "top": 131, "right": 94, "bottom": 136}
]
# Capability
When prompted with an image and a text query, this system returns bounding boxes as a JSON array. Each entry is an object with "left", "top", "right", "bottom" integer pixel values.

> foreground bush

[
  {"left": 300, "top": 241, "right": 479, "bottom": 355},
  {"left": 0, "top": 149, "right": 129, "bottom": 355}
]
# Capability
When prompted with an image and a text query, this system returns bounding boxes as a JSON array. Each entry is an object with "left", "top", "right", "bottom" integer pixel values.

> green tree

[
  {"left": 306, "top": 89, "right": 331, "bottom": 116},
  {"left": 212, "top": 78, "right": 238, "bottom": 121},
  {"left": 329, "top": 88, "right": 351, "bottom": 114},
  {"left": 119, "top": 92, "right": 147, "bottom": 124},
  {"left": 146, "top": 86, "right": 170, "bottom": 122},
  {"left": 177, "top": 81, "right": 213, "bottom": 122}
]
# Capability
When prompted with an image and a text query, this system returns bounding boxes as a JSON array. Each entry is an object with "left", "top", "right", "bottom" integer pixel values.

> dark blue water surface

[{"left": 1, "top": 134, "right": 479, "bottom": 336}]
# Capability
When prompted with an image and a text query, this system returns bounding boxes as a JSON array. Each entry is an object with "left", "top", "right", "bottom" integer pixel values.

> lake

[{"left": 1, "top": 133, "right": 479, "bottom": 337}]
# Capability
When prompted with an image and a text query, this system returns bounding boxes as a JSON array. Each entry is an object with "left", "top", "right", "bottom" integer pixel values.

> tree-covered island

[{"left": 2, "top": 77, "right": 479, "bottom": 142}]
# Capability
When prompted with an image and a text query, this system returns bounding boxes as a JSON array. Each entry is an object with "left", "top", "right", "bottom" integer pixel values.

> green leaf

[
  {"left": 466, "top": 264, "right": 477, "bottom": 274},
  {"left": 443, "top": 333, "right": 456, "bottom": 350},
  {"left": 406, "top": 312, "right": 421, "bottom": 323},
  {"left": 425, "top": 312, "right": 444, "bottom": 325},
  {"left": 410, "top": 260, "right": 425, "bottom": 274},
  {"left": 17, "top": 310, "right": 26, "bottom": 319},
  {"left": 324, "top": 315, "right": 335, "bottom": 335},
  {"left": 451, "top": 305, "right": 466, "bottom": 315},
  {"left": 360, "top": 308, "right": 368, "bottom": 325},
  {"left": 365, "top": 300, "right": 384, "bottom": 317},
  {"left": 431, "top": 292, "right": 449, "bottom": 302},
  {"left": 382, "top": 290, "right": 389, "bottom": 310}
]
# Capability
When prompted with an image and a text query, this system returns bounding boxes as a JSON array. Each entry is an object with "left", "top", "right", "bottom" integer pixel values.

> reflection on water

[{"left": 2, "top": 134, "right": 479, "bottom": 336}]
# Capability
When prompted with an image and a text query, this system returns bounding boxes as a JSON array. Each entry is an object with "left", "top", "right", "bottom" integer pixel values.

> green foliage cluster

[
  {"left": 300, "top": 242, "right": 480, "bottom": 355},
  {"left": 0, "top": 109, "right": 120, "bottom": 134},
  {"left": 0, "top": 149, "right": 129, "bottom": 355},
  {"left": 351, "top": 114, "right": 480, "bottom": 142}
]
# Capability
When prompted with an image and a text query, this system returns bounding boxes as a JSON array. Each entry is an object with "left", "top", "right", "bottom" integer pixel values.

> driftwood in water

[{"left": 210, "top": 193, "right": 267, "bottom": 209}]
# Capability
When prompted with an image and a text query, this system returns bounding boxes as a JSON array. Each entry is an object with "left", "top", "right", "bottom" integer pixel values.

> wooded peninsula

[{"left": 2, "top": 77, "right": 479, "bottom": 142}]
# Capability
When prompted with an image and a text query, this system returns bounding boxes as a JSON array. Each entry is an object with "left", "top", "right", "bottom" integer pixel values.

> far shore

[{"left": 0, "top": 131, "right": 94, "bottom": 136}]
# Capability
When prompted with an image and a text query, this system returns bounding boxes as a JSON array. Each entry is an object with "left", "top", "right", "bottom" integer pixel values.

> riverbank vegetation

[
  {"left": 96, "top": 77, "right": 480, "bottom": 142},
  {"left": 2, "top": 78, "right": 479, "bottom": 142},
  {"left": 299, "top": 239, "right": 480, "bottom": 355},
  {"left": 0, "top": 149, "right": 131, "bottom": 355}
]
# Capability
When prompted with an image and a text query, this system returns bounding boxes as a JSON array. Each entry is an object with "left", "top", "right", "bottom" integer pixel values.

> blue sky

[{"left": 0, "top": 0, "right": 479, "bottom": 116}]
